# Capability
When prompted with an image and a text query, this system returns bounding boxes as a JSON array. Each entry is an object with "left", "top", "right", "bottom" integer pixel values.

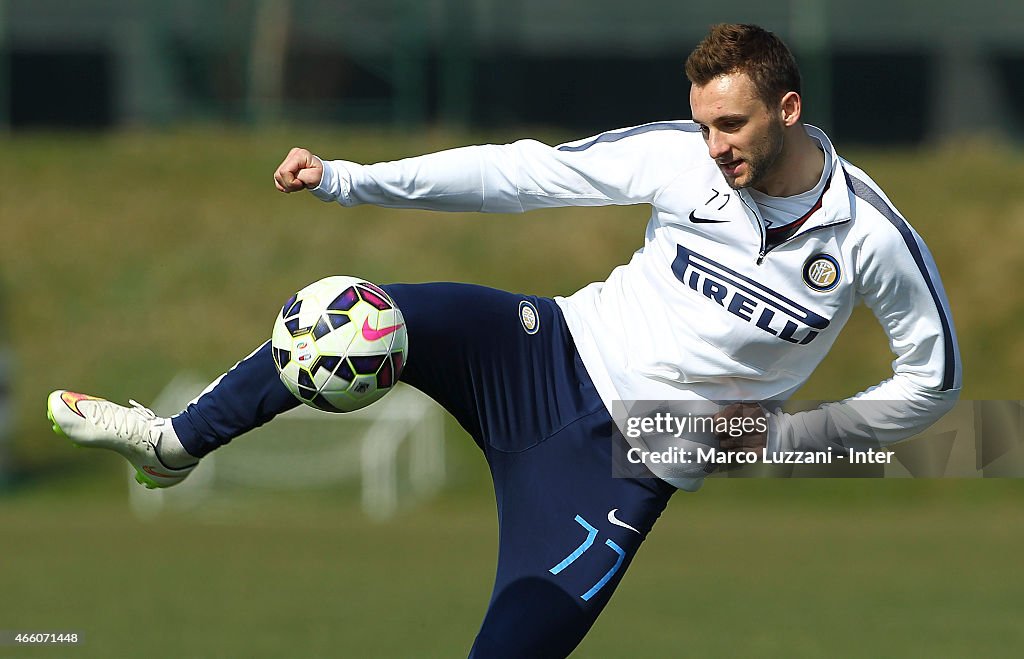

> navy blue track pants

[{"left": 172, "top": 282, "right": 675, "bottom": 658}]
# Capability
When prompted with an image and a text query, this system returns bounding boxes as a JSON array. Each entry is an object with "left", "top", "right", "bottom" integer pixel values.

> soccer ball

[{"left": 271, "top": 276, "right": 408, "bottom": 412}]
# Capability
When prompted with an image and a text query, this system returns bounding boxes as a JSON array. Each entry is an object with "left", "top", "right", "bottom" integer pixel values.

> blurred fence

[{"left": 1, "top": 0, "right": 1023, "bottom": 141}]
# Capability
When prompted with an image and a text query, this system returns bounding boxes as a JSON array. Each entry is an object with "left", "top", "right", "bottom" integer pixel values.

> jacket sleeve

[
  {"left": 307, "top": 125, "right": 692, "bottom": 213},
  {"left": 767, "top": 203, "right": 962, "bottom": 454}
]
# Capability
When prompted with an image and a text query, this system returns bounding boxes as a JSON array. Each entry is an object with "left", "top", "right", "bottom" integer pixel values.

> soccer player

[{"left": 48, "top": 24, "right": 959, "bottom": 658}]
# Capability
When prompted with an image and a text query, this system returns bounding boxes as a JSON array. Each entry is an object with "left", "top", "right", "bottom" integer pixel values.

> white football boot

[{"left": 47, "top": 390, "right": 197, "bottom": 489}]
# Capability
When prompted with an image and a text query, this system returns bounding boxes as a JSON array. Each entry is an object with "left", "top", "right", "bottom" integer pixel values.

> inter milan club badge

[
  {"left": 519, "top": 300, "right": 540, "bottom": 335},
  {"left": 802, "top": 253, "right": 840, "bottom": 292}
]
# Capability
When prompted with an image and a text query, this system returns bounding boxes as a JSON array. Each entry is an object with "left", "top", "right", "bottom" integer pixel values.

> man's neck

[{"left": 753, "top": 127, "right": 825, "bottom": 198}]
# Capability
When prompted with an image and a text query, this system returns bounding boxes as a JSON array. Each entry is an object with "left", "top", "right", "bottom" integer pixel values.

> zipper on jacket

[
  {"left": 740, "top": 194, "right": 770, "bottom": 264},
  {"left": 747, "top": 166, "right": 841, "bottom": 265},
  {"left": 757, "top": 218, "right": 852, "bottom": 264},
  {"left": 743, "top": 194, "right": 851, "bottom": 265}
]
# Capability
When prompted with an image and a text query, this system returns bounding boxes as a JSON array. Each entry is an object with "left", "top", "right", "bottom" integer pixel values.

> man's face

[{"left": 689, "top": 72, "right": 785, "bottom": 190}]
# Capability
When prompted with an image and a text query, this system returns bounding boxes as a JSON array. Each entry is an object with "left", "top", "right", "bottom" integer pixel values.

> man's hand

[
  {"left": 274, "top": 147, "right": 324, "bottom": 193},
  {"left": 713, "top": 403, "right": 768, "bottom": 451}
]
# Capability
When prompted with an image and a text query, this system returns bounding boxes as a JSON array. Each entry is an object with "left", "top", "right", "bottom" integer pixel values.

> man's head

[{"left": 686, "top": 24, "right": 804, "bottom": 191}]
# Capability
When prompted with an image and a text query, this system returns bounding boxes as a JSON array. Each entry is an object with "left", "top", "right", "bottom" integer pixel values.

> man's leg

[
  {"left": 47, "top": 281, "right": 526, "bottom": 485},
  {"left": 173, "top": 281, "right": 547, "bottom": 459},
  {"left": 469, "top": 408, "right": 675, "bottom": 658},
  {"left": 171, "top": 341, "right": 299, "bottom": 459},
  {"left": 383, "top": 283, "right": 676, "bottom": 657},
  {"left": 47, "top": 280, "right": 570, "bottom": 484}
]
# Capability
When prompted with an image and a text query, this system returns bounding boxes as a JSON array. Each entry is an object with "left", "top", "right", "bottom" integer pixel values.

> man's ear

[{"left": 780, "top": 91, "right": 802, "bottom": 127}]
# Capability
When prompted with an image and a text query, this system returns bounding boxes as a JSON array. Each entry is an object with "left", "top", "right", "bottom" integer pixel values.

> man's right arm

[{"left": 273, "top": 125, "right": 694, "bottom": 214}]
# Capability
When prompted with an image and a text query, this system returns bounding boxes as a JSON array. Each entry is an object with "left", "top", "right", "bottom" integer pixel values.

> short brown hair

[{"left": 685, "top": 24, "right": 801, "bottom": 107}]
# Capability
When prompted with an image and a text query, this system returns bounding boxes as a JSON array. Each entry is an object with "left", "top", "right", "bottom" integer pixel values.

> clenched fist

[{"left": 273, "top": 147, "right": 324, "bottom": 193}]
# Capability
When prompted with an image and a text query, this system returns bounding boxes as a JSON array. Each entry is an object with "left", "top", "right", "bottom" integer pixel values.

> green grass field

[
  {"left": 4, "top": 479, "right": 1024, "bottom": 657},
  {"left": 2, "top": 129, "right": 1023, "bottom": 657}
]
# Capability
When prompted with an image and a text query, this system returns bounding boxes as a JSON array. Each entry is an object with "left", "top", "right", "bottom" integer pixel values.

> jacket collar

[{"left": 736, "top": 124, "right": 854, "bottom": 239}]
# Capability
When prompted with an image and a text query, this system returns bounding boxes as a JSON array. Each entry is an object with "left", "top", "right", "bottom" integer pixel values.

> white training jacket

[{"left": 309, "top": 122, "right": 961, "bottom": 488}]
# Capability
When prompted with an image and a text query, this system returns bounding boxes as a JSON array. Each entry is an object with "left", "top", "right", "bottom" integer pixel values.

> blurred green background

[
  {"left": 2, "top": 129, "right": 1023, "bottom": 658},
  {"left": 3, "top": 1, "right": 1024, "bottom": 657}
]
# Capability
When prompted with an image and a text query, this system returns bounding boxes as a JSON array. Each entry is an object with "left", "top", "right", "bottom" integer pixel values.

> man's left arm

[{"left": 766, "top": 215, "right": 962, "bottom": 454}]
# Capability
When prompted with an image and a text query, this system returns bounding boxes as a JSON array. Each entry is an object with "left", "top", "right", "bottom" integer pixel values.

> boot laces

[{"left": 94, "top": 400, "right": 162, "bottom": 444}]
